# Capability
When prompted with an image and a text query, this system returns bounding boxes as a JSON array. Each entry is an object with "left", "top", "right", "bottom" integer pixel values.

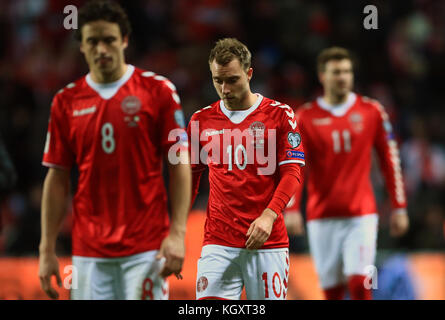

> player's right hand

[
  {"left": 156, "top": 233, "right": 185, "bottom": 280},
  {"left": 389, "top": 208, "right": 409, "bottom": 237},
  {"left": 284, "top": 211, "right": 305, "bottom": 236},
  {"left": 38, "top": 252, "right": 62, "bottom": 299}
]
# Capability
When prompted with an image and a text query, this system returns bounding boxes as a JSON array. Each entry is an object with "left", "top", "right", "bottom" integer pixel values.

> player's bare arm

[
  {"left": 39, "top": 167, "right": 70, "bottom": 299},
  {"left": 284, "top": 210, "right": 305, "bottom": 236},
  {"left": 157, "top": 153, "right": 191, "bottom": 279},
  {"left": 390, "top": 208, "right": 409, "bottom": 237},
  {"left": 245, "top": 208, "right": 278, "bottom": 250}
]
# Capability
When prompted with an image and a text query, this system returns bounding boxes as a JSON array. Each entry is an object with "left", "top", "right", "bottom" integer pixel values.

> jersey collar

[
  {"left": 219, "top": 93, "right": 263, "bottom": 124},
  {"left": 86, "top": 64, "right": 135, "bottom": 100},
  {"left": 317, "top": 92, "right": 357, "bottom": 117}
]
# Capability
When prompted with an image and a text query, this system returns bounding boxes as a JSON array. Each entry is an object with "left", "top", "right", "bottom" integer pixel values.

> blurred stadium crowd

[{"left": 0, "top": 0, "right": 444, "bottom": 256}]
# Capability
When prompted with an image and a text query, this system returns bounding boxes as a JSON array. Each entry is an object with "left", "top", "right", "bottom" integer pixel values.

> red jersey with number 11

[
  {"left": 288, "top": 92, "right": 406, "bottom": 221},
  {"left": 42, "top": 65, "right": 187, "bottom": 257}
]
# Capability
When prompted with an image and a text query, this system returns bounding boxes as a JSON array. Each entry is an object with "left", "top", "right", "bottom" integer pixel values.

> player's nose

[
  {"left": 96, "top": 41, "right": 108, "bottom": 54},
  {"left": 221, "top": 82, "right": 230, "bottom": 94}
]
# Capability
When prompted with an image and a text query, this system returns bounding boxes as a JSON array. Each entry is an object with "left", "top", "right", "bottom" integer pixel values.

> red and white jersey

[
  {"left": 288, "top": 92, "right": 406, "bottom": 221},
  {"left": 187, "top": 94, "right": 305, "bottom": 249},
  {"left": 42, "top": 65, "right": 187, "bottom": 258}
]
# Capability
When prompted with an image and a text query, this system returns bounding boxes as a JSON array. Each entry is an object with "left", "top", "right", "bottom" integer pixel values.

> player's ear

[
  {"left": 122, "top": 35, "right": 129, "bottom": 50},
  {"left": 318, "top": 71, "right": 325, "bottom": 85},
  {"left": 247, "top": 67, "right": 253, "bottom": 81}
]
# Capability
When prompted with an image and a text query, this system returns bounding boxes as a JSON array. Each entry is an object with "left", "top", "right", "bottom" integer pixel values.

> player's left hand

[
  {"left": 245, "top": 208, "right": 277, "bottom": 250},
  {"left": 156, "top": 233, "right": 185, "bottom": 279},
  {"left": 389, "top": 208, "right": 409, "bottom": 237}
]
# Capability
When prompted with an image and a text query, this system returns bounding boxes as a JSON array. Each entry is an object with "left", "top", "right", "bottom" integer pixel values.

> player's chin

[
  {"left": 96, "top": 60, "right": 114, "bottom": 70},
  {"left": 337, "top": 86, "right": 351, "bottom": 95}
]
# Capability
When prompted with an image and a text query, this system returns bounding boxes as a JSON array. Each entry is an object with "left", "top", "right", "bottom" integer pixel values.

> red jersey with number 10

[
  {"left": 288, "top": 92, "right": 406, "bottom": 221},
  {"left": 42, "top": 65, "right": 187, "bottom": 257},
  {"left": 188, "top": 94, "right": 305, "bottom": 248}
]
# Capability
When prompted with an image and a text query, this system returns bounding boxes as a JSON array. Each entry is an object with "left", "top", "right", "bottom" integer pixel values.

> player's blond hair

[
  {"left": 209, "top": 38, "right": 252, "bottom": 71},
  {"left": 317, "top": 47, "right": 353, "bottom": 73}
]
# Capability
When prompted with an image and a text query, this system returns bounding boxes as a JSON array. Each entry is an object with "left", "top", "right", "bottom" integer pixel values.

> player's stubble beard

[
  {"left": 326, "top": 79, "right": 353, "bottom": 105},
  {"left": 223, "top": 83, "right": 254, "bottom": 111},
  {"left": 91, "top": 53, "right": 126, "bottom": 84}
]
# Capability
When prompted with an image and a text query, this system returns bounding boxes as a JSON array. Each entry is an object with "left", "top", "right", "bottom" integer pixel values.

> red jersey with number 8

[
  {"left": 42, "top": 65, "right": 188, "bottom": 258},
  {"left": 288, "top": 92, "right": 406, "bottom": 221}
]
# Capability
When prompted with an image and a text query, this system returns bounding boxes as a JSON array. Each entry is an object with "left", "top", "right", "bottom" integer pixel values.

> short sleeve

[
  {"left": 42, "top": 94, "right": 75, "bottom": 170},
  {"left": 158, "top": 79, "right": 188, "bottom": 156},
  {"left": 276, "top": 105, "right": 305, "bottom": 167},
  {"left": 187, "top": 112, "right": 206, "bottom": 173}
]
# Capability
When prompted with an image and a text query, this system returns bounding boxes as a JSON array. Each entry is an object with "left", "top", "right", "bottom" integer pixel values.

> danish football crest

[
  {"left": 248, "top": 121, "right": 265, "bottom": 137},
  {"left": 349, "top": 112, "right": 363, "bottom": 133},
  {"left": 121, "top": 96, "right": 141, "bottom": 115},
  {"left": 287, "top": 132, "right": 301, "bottom": 148}
]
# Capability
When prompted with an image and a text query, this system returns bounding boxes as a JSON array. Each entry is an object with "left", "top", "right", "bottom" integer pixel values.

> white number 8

[{"left": 101, "top": 122, "right": 115, "bottom": 154}]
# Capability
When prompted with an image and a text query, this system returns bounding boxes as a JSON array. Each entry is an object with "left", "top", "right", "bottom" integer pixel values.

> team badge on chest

[
  {"left": 349, "top": 112, "right": 364, "bottom": 133},
  {"left": 248, "top": 121, "right": 266, "bottom": 149},
  {"left": 122, "top": 96, "right": 142, "bottom": 127}
]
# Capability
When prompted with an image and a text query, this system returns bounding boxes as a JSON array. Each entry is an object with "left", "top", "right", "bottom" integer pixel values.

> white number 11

[{"left": 332, "top": 129, "right": 351, "bottom": 153}]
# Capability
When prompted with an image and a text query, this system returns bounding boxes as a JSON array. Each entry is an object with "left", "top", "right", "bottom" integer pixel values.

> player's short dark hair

[
  {"left": 74, "top": 0, "right": 131, "bottom": 41},
  {"left": 209, "top": 38, "right": 252, "bottom": 71},
  {"left": 317, "top": 47, "right": 353, "bottom": 73}
]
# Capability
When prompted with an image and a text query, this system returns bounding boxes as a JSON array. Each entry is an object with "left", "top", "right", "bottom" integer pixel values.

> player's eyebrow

[
  {"left": 213, "top": 76, "right": 240, "bottom": 81},
  {"left": 86, "top": 35, "right": 117, "bottom": 42}
]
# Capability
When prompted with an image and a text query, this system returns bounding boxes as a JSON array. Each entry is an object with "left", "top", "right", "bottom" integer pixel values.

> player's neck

[
  {"left": 323, "top": 92, "right": 349, "bottom": 106},
  {"left": 225, "top": 92, "right": 257, "bottom": 111},
  {"left": 90, "top": 63, "right": 128, "bottom": 84}
]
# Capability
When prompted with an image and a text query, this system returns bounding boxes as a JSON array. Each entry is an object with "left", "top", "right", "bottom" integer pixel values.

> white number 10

[
  {"left": 227, "top": 144, "right": 247, "bottom": 170},
  {"left": 332, "top": 129, "right": 351, "bottom": 153}
]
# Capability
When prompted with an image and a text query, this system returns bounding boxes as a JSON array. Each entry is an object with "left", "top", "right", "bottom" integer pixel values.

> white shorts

[
  {"left": 71, "top": 250, "right": 168, "bottom": 300},
  {"left": 307, "top": 214, "right": 378, "bottom": 289},
  {"left": 196, "top": 245, "right": 289, "bottom": 300}
]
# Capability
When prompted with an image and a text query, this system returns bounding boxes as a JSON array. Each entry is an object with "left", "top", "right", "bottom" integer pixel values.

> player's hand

[
  {"left": 389, "top": 208, "right": 409, "bottom": 237},
  {"left": 245, "top": 208, "right": 277, "bottom": 250},
  {"left": 156, "top": 233, "right": 185, "bottom": 280},
  {"left": 284, "top": 211, "right": 305, "bottom": 236},
  {"left": 38, "top": 251, "right": 62, "bottom": 299}
]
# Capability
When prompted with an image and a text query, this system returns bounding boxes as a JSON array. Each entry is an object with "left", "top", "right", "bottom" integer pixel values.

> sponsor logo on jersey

[
  {"left": 73, "top": 105, "right": 96, "bottom": 117},
  {"left": 287, "top": 132, "right": 301, "bottom": 148},
  {"left": 197, "top": 276, "right": 208, "bottom": 292},
  {"left": 312, "top": 117, "right": 332, "bottom": 126},
  {"left": 121, "top": 96, "right": 141, "bottom": 115},
  {"left": 286, "top": 150, "right": 305, "bottom": 160}
]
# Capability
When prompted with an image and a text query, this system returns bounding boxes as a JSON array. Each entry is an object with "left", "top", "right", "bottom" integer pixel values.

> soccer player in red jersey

[
  {"left": 285, "top": 47, "right": 409, "bottom": 300},
  {"left": 38, "top": 0, "right": 191, "bottom": 300},
  {"left": 188, "top": 38, "right": 305, "bottom": 300}
]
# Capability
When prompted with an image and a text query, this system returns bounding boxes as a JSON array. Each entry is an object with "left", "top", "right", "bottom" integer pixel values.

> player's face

[
  {"left": 210, "top": 59, "right": 253, "bottom": 109},
  {"left": 80, "top": 20, "right": 128, "bottom": 79},
  {"left": 319, "top": 59, "right": 354, "bottom": 98}
]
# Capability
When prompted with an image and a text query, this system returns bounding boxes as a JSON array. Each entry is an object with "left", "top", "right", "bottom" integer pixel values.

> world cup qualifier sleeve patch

[
  {"left": 285, "top": 150, "right": 305, "bottom": 160},
  {"left": 287, "top": 132, "right": 301, "bottom": 148}
]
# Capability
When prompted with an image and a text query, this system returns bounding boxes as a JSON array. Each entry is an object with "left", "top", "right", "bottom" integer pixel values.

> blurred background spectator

[{"left": 0, "top": 0, "right": 444, "bottom": 259}]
